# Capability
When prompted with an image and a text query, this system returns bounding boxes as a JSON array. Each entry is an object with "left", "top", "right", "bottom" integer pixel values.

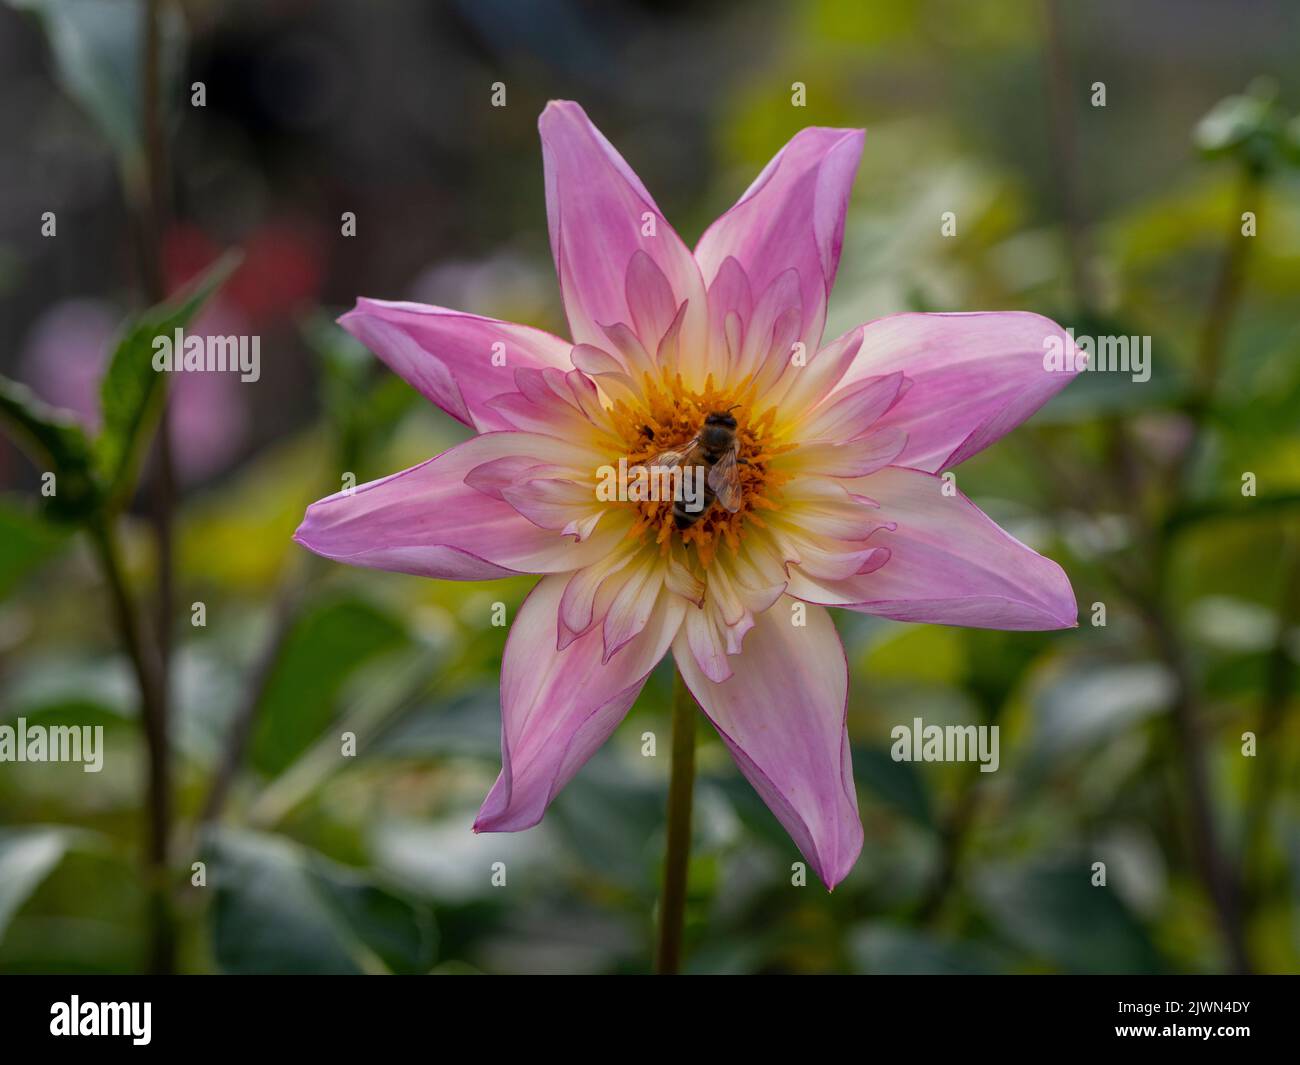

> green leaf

[
  {"left": 976, "top": 859, "right": 1165, "bottom": 973},
  {"left": 312, "top": 864, "right": 438, "bottom": 974},
  {"left": 852, "top": 747, "right": 934, "bottom": 828},
  {"left": 250, "top": 596, "right": 409, "bottom": 775},
  {"left": 550, "top": 749, "right": 666, "bottom": 889},
  {"left": 0, "top": 378, "right": 101, "bottom": 522},
  {"left": 1193, "top": 78, "right": 1290, "bottom": 174},
  {"left": 1285, "top": 115, "right": 1300, "bottom": 166},
  {"left": 5, "top": 0, "right": 186, "bottom": 175},
  {"left": 371, "top": 687, "right": 502, "bottom": 761},
  {"left": 209, "top": 831, "right": 364, "bottom": 975},
  {"left": 209, "top": 829, "right": 434, "bottom": 975},
  {"left": 861, "top": 623, "right": 965, "bottom": 685},
  {"left": 0, "top": 500, "right": 68, "bottom": 595},
  {"left": 1195, "top": 94, "right": 1274, "bottom": 155},
  {"left": 850, "top": 924, "right": 1006, "bottom": 974},
  {"left": 0, "top": 827, "right": 76, "bottom": 941},
  {"left": 94, "top": 250, "right": 241, "bottom": 506},
  {"left": 1029, "top": 660, "right": 1173, "bottom": 764}
]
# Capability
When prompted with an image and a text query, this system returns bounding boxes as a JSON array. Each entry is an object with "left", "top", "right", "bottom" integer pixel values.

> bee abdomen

[{"left": 673, "top": 481, "right": 716, "bottom": 529}]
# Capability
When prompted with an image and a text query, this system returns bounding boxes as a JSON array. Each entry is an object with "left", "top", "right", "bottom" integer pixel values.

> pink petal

[
  {"left": 798, "top": 371, "right": 909, "bottom": 443},
  {"left": 782, "top": 427, "right": 908, "bottom": 478},
  {"left": 461, "top": 455, "right": 554, "bottom": 500},
  {"left": 540, "top": 101, "right": 707, "bottom": 358},
  {"left": 652, "top": 301, "right": 691, "bottom": 380},
  {"left": 674, "top": 598, "right": 861, "bottom": 890},
  {"left": 598, "top": 321, "right": 658, "bottom": 381},
  {"left": 683, "top": 601, "right": 739, "bottom": 683},
  {"left": 293, "top": 432, "right": 619, "bottom": 579},
  {"left": 485, "top": 367, "right": 609, "bottom": 437},
  {"left": 681, "top": 561, "right": 785, "bottom": 683},
  {"left": 474, "top": 573, "right": 684, "bottom": 832},
  {"left": 625, "top": 250, "right": 679, "bottom": 352},
  {"left": 832, "top": 312, "right": 1080, "bottom": 472},
  {"left": 787, "top": 465, "right": 1077, "bottom": 630},
  {"left": 500, "top": 477, "right": 603, "bottom": 541},
  {"left": 570, "top": 343, "right": 640, "bottom": 403},
  {"left": 338, "top": 299, "right": 573, "bottom": 432},
  {"left": 733, "top": 269, "right": 802, "bottom": 386},
  {"left": 695, "top": 127, "right": 864, "bottom": 354},
  {"left": 704, "top": 256, "right": 753, "bottom": 380},
  {"left": 750, "top": 306, "right": 803, "bottom": 399},
  {"left": 600, "top": 552, "right": 668, "bottom": 662},
  {"left": 767, "top": 324, "right": 865, "bottom": 415},
  {"left": 558, "top": 547, "right": 638, "bottom": 645},
  {"left": 771, "top": 478, "right": 894, "bottom": 542}
]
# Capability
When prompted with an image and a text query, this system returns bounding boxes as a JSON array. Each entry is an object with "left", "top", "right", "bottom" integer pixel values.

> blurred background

[{"left": 0, "top": 0, "right": 1298, "bottom": 975}]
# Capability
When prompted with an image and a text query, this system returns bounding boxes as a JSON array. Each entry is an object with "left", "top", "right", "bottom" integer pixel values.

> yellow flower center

[{"left": 609, "top": 372, "right": 789, "bottom": 567}]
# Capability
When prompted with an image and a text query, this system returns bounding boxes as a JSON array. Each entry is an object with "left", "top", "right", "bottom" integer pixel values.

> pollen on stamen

[{"left": 606, "top": 368, "right": 793, "bottom": 565}]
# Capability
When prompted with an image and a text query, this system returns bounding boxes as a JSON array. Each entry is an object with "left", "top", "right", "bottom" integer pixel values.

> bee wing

[
  {"left": 707, "top": 444, "right": 743, "bottom": 512},
  {"left": 650, "top": 433, "right": 702, "bottom": 469}
]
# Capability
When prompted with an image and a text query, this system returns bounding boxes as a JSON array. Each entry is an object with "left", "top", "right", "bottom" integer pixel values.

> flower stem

[
  {"left": 89, "top": 517, "right": 174, "bottom": 972},
  {"left": 655, "top": 668, "right": 696, "bottom": 975},
  {"left": 135, "top": 0, "right": 176, "bottom": 977}
]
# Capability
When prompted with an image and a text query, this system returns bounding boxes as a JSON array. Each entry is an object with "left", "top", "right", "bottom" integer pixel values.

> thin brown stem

[
  {"left": 655, "top": 670, "right": 697, "bottom": 974},
  {"left": 90, "top": 519, "right": 174, "bottom": 972},
  {"left": 134, "top": 0, "right": 176, "bottom": 975},
  {"left": 151, "top": 420, "right": 174, "bottom": 684},
  {"left": 135, "top": 0, "right": 167, "bottom": 302},
  {"left": 141, "top": 0, "right": 169, "bottom": 661}
]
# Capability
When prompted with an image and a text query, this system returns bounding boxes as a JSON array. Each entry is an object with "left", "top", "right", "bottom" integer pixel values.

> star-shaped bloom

[{"left": 295, "top": 101, "right": 1079, "bottom": 888}]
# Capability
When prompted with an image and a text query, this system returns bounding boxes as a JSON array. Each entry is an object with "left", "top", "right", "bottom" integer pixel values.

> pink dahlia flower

[{"left": 295, "top": 102, "right": 1079, "bottom": 889}]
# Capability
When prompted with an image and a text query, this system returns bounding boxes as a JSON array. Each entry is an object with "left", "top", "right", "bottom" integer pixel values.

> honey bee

[{"left": 651, "top": 410, "right": 743, "bottom": 529}]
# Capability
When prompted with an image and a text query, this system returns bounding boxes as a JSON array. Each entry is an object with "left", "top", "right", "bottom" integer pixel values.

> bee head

[{"left": 704, "top": 409, "right": 738, "bottom": 430}]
